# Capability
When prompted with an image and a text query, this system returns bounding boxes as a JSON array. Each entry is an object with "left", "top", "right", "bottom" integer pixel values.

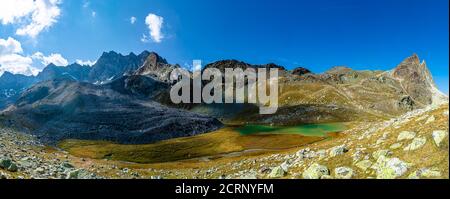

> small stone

[
  {"left": 62, "top": 162, "right": 74, "bottom": 168},
  {"left": 397, "top": 131, "right": 416, "bottom": 141},
  {"left": 334, "top": 167, "right": 354, "bottom": 179},
  {"left": 259, "top": 166, "right": 271, "bottom": 174},
  {"left": 66, "top": 170, "right": 80, "bottom": 179},
  {"left": 239, "top": 172, "right": 257, "bottom": 179},
  {"left": 415, "top": 115, "right": 428, "bottom": 122},
  {"left": 316, "top": 150, "right": 327, "bottom": 159},
  {"left": 320, "top": 175, "right": 334, "bottom": 179},
  {"left": 376, "top": 139, "right": 385, "bottom": 145},
  {"left": 302, "top": 163, "right": 329, "bottom": 179},
  {"left": 0, "top": 171, "right": 8, "bottom": 179},
  {"left": 372, "top": 149, "right": 392, "bottom": 160},
  {"left": 432, "top": 130, "right": 448, "bottom": 147},
  {"left": 150, "top": 176, "right": 163, "bottom": 179},
  {"left": 408, "top": 168, "right": 441, "bottom": 179},
  {"left": 389, "top": 143, "right": 403, "bottom": 150},
  {"left": 280, "top": 162, "right": 289, "bottom": 173},
  {"left": 355, "top": 160, "right": 372, "bottom": 171},
  {"left": 268, "top": 166, "right": 285, "bottom": 178},
  {"left": 35, "top": 167, "right": 45, "bottom": 174},
  {"left": 425, "top": 116, "right": 435, "bottom": 124},
  {"left": 403, "top": 137, "right": 426, "bottom": 151}
]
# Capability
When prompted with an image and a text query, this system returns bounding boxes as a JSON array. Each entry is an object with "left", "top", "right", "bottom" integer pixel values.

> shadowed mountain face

[
  {"left": 0, "top": 63, "right": 92, "bottom": 109},
  {"left": 3, "top": 77, "right": 222, "bottom": 144},
  {"left": 0, "top": 72, "right": 39, "bottom": 109},
  {"left": 0, "top": 51, "right": 158, "bottom": 109},
  {"left": 37, "top": 63, "right": 91, "bottom": 82}
]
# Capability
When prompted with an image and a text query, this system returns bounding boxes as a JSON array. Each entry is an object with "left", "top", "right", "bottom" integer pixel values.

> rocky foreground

[{"left": 1, "top": 103, "right": 449, "bottom": 179}]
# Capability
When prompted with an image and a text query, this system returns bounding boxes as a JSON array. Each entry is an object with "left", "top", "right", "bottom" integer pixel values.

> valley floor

[{"left": 1, "top": 103, "right": 449, "bottom": 179}]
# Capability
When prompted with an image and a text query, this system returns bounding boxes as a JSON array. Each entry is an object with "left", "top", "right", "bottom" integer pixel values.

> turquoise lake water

[{"left": 237, "top": 123, "right": 347, "bottom": 137}]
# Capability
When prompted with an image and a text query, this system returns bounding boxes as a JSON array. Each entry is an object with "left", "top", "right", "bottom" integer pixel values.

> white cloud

[
  {"left": 130, "top": 16, "right": 137, "bottom": 24},
  {"left": 0, "top": 37, "right": 75, "bottom": 76},
  {"left": 0, "top": 54, "right": 36, "bottom": 76},
  {"left": 140, "top": 34, "right": 149, "bottom": 43},
  {"left": 91, "top": 11, "right": 96, "bottom": 18},
  {"left": 32, "top": 52, "right": 68, "bottom": 66},
  {"left": 76, "top": 59, "right": 96, "bottom": 66},
  {"left": 0, "top": 0, "right": 62, "bottom": 38},
  {"left": 0, "top": 37, "right": 23, "bottom": 55},
  {"left": 143, "top": 13, "right": 164, "bottom": 43},
  {"left": 0, "top": 37, "right": 38, "bottom": 76}
]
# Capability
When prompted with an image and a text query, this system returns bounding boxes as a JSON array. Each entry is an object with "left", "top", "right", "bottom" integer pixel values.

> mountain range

[
  {"left": 0, "top": 51, "right": 153, "bottom": 109},
  {"left": 0, "top": 51, "right": 447, "bottom": 144}
]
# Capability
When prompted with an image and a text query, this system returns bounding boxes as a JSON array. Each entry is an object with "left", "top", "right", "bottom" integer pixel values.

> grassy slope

[
  {"left": 58, "top": 127, "right": 331, "bottom": 164},
  {"left": 58, "top": 104, "right": 448, "bottom": 179}
]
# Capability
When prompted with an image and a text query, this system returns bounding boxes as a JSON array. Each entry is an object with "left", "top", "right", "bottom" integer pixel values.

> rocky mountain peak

[
  {"left": 402, "top": 53, "right": 420, "bottom": 65},
  {"left": 203, "top": 60, "right": 253, "bottom": 72},
  {"left": 89, "top": 50, "right": 149, "bottom": 83},
  {"left": 101, "top": 51, "right": 119, "bottom": 57},
  {"left": 133, "top": 52, "right": 176, "bottom": 82},
  {"left": 291, "top": 67, "right": 312, "bottom": 76},
  {"left": 325, "top": 66, "right": 354, "bottom": 75},
  {"left": 392, "top": 54, "right": 447, "bottom": 106},
  {"left": 258, "top": 63, "right": 286, "bottom": 71},
  {"left": 146, "top": 52, "right": 168, "bottom": 67},
  {"left": 1, "top": 71, "right": 15, "bottom": 78},
  {"left": 392, "top": 54, "right": 433, "bottom": 85}
]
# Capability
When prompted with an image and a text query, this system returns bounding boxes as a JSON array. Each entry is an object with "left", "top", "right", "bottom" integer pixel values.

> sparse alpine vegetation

[{"left": 0, "top": 52, "right": 448, "bottom": 179}]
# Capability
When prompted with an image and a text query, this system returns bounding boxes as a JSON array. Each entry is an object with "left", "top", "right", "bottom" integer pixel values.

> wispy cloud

[
  {"left": 83, "top": 0, "right": 90, "bottom": 8},
  {"left": 130, "top": 16, "right": 137, "bottom": 24}
]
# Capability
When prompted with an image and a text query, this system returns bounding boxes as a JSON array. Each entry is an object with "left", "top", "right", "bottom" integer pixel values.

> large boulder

[
  {"left": 372, "top": 149, "right": 392, "bottom": 160},
  {"left": 66, "top": 169, "right": 94, "bottom": 179},
  {"left": 397, "top": 131, "right": 416, "bottom": 141},
  {"left": 355, "top": 160, "right": 372, "bottom": 171},
  {"left": 302, "top": 163, "right": 329, "bottom": 179},
  {"left": 268, "top": 166, "right": 285, "bottom": 178},
  {"left": 329, "top": 145, "right": 348, "bottom": 157},
  {"left": 0, "top": 157, "right": 17, "bottom": 172},
  {"left": 403, "top": 137, "right": 427, "bottom": 151},
  {"left": 374, "top": 156, "right": 409, "bottom": 179}
]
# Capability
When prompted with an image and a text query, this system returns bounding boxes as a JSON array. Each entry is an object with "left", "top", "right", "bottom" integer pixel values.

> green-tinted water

[{"left": 237, "top": 123, "right": 347, "bottom": 137}]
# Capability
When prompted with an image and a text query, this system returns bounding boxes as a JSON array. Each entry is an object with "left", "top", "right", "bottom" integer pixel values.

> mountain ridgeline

[
  {"left": 0, "top": 51, "right": 153, "bottom": 109},
  {"left": 0, "top": 51, "right": 447, "bottom": 144}
]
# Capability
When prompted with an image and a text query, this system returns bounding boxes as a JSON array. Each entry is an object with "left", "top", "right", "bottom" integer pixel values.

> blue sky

[{"left": 0, "top": 0, "right": 448, "bottom": 93}]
